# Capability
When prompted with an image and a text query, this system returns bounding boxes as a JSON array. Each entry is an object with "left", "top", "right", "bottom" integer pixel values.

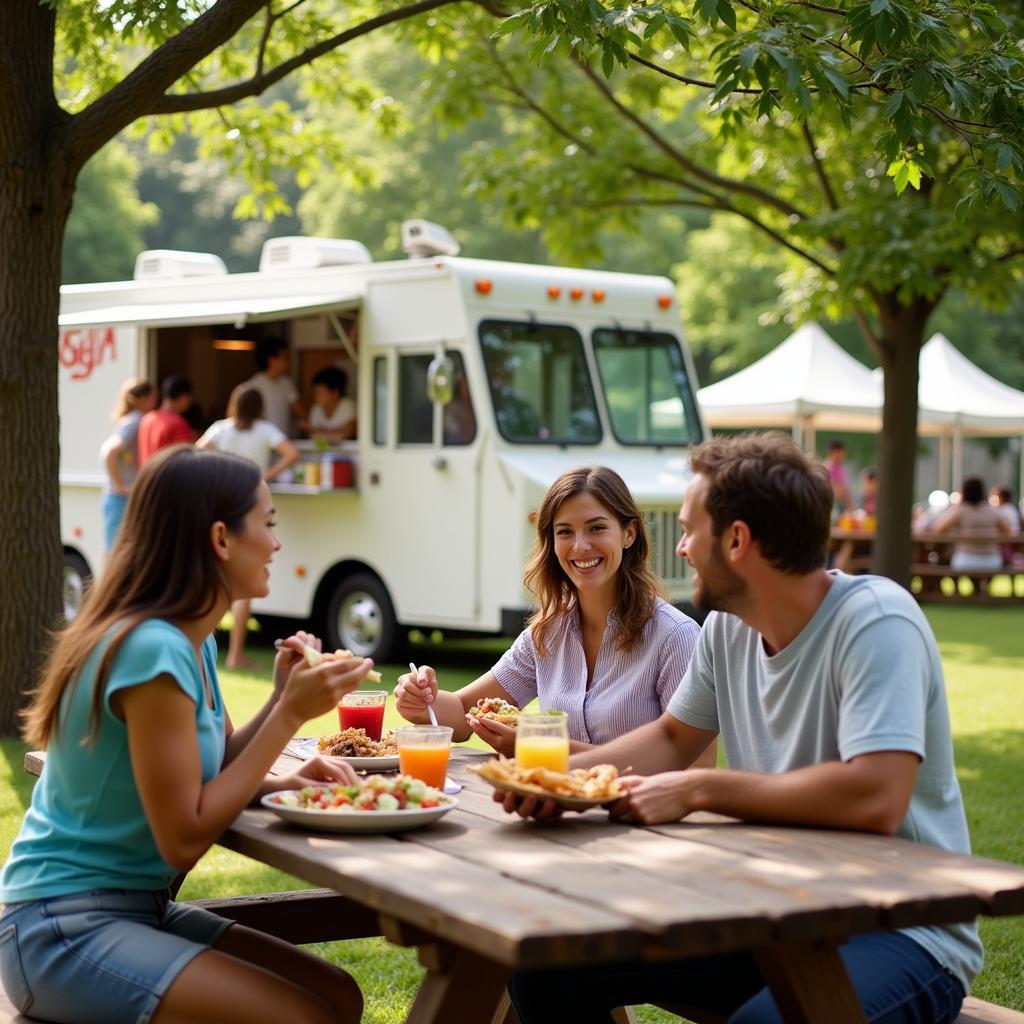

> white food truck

[{"left": 57, "top": 222, "right": 706, "bottom": 661}]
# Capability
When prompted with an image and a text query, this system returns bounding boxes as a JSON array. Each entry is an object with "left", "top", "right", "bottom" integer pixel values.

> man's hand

[
  {"left": 608, "top": 771, "right": 708, "bottom": 825},
  {"left": 492, "top": 788, "right": 565, "bottom": 822}
]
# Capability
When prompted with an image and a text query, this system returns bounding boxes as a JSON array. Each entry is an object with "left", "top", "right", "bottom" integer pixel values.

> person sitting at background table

[
  {"left": 933, "top": 475, "right": 1011, "bottom": 574},
  {"left": 197, "top": 388, "right": 300, "bottom": 668},
  {"left": 299, "top": 366, "right": 357, "bottom": 442},
  {"left": 501, "top": 433, "right": 981, "bottom": 1024},
  {"left": 0, "top": 446, "right": 370, "bottom": 1024},
  {"left": 395, "top": 465, "right": 713, "bottom": 766}
]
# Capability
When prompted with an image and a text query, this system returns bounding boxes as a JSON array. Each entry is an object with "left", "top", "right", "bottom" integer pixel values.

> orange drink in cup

[
  {"left": 515, "top": 711, "right": 569, "bottom": 773},
  {"left": 397, "top": 726, "right": 452, "bottom": 788}
]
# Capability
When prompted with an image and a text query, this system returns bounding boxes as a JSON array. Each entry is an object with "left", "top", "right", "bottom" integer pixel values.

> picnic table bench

[{"left": 16, "top": 747, "right": 1024, "bottom": 1024}]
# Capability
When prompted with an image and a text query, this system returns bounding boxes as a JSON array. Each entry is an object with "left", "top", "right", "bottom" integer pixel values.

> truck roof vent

[
  {"left": 133, "top": 249, "right": 227, "bottom": 280},
  {"left": 401, "top": 219, "right": 461, "bottom": 258},
  {"left": 259, "top": 236, "right": 372, "bottom": 272}
]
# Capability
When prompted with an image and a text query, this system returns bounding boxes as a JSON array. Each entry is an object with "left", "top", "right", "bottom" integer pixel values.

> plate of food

[
  {"left": 467, "top": 696, "right": 520, "bottom": 725},
  {"left": 470, "top": 757, "right": 625, "bottom": 810},
  {"left": 302, "top": 728, "right": 400, "bottom": 771},
  {"left": 262, "top": 774, "right": 457, "bottom": 833}
]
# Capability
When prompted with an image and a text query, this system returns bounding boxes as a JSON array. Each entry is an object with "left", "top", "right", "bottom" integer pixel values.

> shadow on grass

[{"left": 953, "top": 729, "right": 1024, "bottom": 865}]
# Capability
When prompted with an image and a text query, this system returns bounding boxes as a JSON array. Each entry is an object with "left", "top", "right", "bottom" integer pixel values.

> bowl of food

[{"left": 262, "top": 774, "right": 457, "bottom": 833}]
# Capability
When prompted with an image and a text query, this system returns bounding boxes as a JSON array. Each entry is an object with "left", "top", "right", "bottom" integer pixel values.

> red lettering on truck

[{"left": 59, "top": 328, "right": 117, "bottom": 381}]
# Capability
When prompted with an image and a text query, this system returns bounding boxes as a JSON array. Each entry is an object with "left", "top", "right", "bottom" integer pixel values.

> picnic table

[
  {"left": 22, "top": 746, "right": 1024, "bottom": 1024},
  {"left": 829, "top": 529, "right": 1024, "bottom": 602}
]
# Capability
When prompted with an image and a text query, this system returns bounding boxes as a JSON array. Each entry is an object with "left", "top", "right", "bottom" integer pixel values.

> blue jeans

[
  {"left": 0, "top": 889, "right": 232, "bottom": 1023},
  {"left": 508, "top": 932, "right": 965, "bottom": 1024},
  {"left": 101, "top": 491, "right": 129, "bottom": 551}
]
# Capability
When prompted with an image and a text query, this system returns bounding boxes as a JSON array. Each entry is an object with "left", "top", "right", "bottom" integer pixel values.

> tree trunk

[
  {"left": 872, "top": 296, "right": 933, "bottom": 587},
  {"left": 0, "top": 2, "right": 76, "bottom": 735}
]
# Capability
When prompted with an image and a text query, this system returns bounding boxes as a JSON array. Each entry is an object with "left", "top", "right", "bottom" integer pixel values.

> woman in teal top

[{"left": 0, "top": 446, "right": 372, "bottom": 1024}]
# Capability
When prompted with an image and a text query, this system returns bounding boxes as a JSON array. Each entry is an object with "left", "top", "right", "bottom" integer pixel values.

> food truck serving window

[
  {"left": 479, "top": 320, "right": 601, "bottom": 445},
  {"left": 592, "top": 328, "right": 702, "bottom": 446}
]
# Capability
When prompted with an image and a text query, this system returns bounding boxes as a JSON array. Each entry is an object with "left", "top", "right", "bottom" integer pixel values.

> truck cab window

[
  {"left": 592, "top": 328, "right": 702, "bottom": 446},
  {"left": 398, "top": 351, "right": 473, "bottom": 446},
  {"left": 479, "top": 320, "right": 600, "bottom": 445}
]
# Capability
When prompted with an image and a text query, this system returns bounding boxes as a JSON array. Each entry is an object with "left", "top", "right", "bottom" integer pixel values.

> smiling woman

[
  {"left": 394, "top": 466, "right": 713, "bottom": 766},
  {"left": 0, "top": 446, "right": 369, "bottom": 1024}
]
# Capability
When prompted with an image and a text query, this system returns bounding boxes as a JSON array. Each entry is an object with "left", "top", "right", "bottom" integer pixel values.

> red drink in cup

[{"left": 338, "top": 691, "right": 387, "bottom": 741}]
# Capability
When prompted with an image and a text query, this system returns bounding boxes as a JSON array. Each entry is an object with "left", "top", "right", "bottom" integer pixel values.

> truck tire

[
  {"left": 63, "top": 550, "right": 92, "bottom": 622},
  {"left": 325, "top": 573, "right": 400, "bottom": 664}
]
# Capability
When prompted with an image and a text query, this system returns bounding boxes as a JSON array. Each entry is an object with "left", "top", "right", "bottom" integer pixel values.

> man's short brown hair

[{"left": 690, "top": 433, "right": 832, "bottom": 574}]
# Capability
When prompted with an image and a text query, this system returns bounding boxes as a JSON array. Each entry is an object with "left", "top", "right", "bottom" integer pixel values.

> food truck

[{"left": 58, "top": 223, "right": 706, "bottom": 661}]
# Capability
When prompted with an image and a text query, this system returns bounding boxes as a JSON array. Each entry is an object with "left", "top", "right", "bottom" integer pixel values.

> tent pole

[
  {"left": 952, "top": 429, "right": 963, "bottom": 491},
  {"left": 938, "top": 435, "right": 951, "bottom": 492}
]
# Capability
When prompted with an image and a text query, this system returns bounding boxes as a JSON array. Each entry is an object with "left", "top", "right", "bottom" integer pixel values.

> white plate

[
  {"left": 287, "top": 738, "right": 399, "bottom": 772},
  {"left": 261, "top": 791, "right": 458, "bottom": 833}
]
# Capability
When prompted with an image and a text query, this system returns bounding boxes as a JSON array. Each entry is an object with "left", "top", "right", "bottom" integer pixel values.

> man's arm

[
  {"left": 611, "top": 749, "right": 918, "bottom": 834},
  {"left": 571, "top": 711, "right": 717, "bottom": 775}
]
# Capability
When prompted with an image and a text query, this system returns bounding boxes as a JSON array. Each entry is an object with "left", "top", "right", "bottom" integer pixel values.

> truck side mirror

[{"left": 426, "top": 353, "right": 454, "bottom": 405}]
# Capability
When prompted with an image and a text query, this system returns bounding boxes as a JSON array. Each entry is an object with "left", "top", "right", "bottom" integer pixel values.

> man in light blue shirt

[{"left": 506, "top": 432, "right": 981, "bottom": 1024}]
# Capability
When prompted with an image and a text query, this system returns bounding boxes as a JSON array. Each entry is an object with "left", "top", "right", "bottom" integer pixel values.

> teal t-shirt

[
  {"left": 667, "top": 572, "right": 984, "bottom": 993},
  {"left": 0, "top": 620, "right": 225, "bottom": 903}
]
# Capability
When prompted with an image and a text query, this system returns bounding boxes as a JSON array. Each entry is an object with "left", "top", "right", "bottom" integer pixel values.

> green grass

[{"left": 3, "top": 612, "right": 1021, "bottom": 1021}]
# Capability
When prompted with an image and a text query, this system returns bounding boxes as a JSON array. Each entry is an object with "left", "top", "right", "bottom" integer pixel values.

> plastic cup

[
  {"left": 338, "top": 690, "right": 387, "bottom": 741},
  {"left": 515, "top": 710, "right": 569, "bottom": 772},
  {"left": 397, "top": 725, "right": 452, "bottom": 788}
]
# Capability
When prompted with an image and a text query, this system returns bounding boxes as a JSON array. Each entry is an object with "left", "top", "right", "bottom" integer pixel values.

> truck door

[{"left": 364, "top": 346, "right": 482, "bottom": 625}]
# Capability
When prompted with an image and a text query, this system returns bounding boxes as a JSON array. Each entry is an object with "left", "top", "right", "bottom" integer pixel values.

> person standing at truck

[
  {"left": 299, "top": 366, "right": 357, "bottom": 442},
  {"left": 395, "top": 466, "right": 714, "bottom": 766},
  {"left": 245, "top": 336, "right": 304, "bottom": 435},
  {"left": 138, "top": 375, "right": 194, "bottom": 465},
  {"left": 197, "top": 387, "right": 300, "bottom": 669},
  {"left": 99, "top": 378, "right": 156, "bottom": 550}
]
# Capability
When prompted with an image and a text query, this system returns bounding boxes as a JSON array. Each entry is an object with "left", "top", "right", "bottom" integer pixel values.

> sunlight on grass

[{"left": 5, "top": 615, "right": 1023, "bottom": 1019}]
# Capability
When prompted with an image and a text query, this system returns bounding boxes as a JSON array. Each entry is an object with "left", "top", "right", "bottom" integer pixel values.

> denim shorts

[{"left": 0, "top": 889, "right": 234, "bottom": 1023}]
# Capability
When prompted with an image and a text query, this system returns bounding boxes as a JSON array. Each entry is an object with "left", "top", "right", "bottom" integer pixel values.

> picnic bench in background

[
  {"left": 18, "top": 748, "right": 1024, "bottom": 1024},
  {"left": 830, "top": 529, "right": 1024, "bottom": 603}
]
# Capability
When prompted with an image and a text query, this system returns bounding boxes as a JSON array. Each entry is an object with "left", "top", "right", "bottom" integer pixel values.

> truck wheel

[
  {"left": 63, "top": 550, "right": 92, "bottom": 622},
  {"left": 325, "top": 573, "right": 399, "bottom": 663}
]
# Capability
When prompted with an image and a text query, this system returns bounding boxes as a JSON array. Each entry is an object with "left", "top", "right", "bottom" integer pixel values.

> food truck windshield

[{"left": 479, "top": 320, "right": 702, "bottom": 447}]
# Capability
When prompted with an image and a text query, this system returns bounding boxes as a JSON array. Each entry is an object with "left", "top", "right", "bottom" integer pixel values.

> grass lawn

[{"left": 1, "top": 609, "right": 1021, "bottom": 1022}]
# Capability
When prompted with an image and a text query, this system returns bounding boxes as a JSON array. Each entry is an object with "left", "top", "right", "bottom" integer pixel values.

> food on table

[
  {"left": 473, "top": 757, "right": 624, "bottom": 802},
  {"left": 467, "top": 696, "right": 520, "bottom": 725},
  {"left": 302, "top": 644, "right": 383, "bottom": 683},
  {"left": 269, "top": 774, "right": 448, "bottom": 812},
  {"left": 317, "top": 727, "right": 398, "bottom": 758}
]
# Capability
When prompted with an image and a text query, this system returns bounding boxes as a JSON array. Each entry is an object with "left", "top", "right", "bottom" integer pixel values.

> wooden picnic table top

[
  {"left": 24, "top": 746, "right": 1024, "bottom": 1024},
  {"left": 830, "top": 529, "right": 1024, "bottom": 545}
]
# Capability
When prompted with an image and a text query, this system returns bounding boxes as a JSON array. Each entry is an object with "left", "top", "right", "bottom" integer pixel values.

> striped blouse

[{"left": 492, "top": 598, "right": 700, "bottom": 745}]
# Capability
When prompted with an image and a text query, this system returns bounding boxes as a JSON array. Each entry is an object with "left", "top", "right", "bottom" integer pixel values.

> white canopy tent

[
  {"left": 906, "top": 334, "right": 1024, "bottom": 496},
  {"left": 696, "top": 322, "right": 885, "bottom": 450}
]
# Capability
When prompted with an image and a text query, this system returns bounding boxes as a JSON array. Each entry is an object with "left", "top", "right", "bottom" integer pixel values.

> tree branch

[
  {"left": 717, "top": 198, "right": 837, "bottom": 274},
  {"left": 802, "top": 122, "right": 839, "bottom": 213},
  {"left": 148, "top": 0, "right": 466, "bottom": 115},
  {"left": 576, "top": 58, "right": 811, "bottom": 222}
]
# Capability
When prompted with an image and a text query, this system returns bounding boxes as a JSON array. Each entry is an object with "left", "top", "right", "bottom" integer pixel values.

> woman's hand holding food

[
  {"left": 277, "top": 653, "right": 374, "bottom": 729},
  {"left": 270, "top": 753, "right": 359, "bottom": 794},
  {"left": 394, "top": 665, "right": 439, "bottom": 722},
  {"left": 273, "top": 630, "right": 322, "bottom": 695},
  {"left": 466, "top": 714, "right": 517, "bottom": 757}
]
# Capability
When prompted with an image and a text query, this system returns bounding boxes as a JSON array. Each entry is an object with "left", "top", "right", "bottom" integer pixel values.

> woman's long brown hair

[
  {"left": 523, "top": 466, "right": 662, "bottom": 657},
  {"left": 22, "top": 446, "right": 262, "bottom": 749}
]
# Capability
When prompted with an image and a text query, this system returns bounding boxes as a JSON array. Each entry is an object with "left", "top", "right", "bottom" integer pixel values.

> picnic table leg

[
  {"left": 405, "top": 944, "right": 511, "bottom": 1024},
  {"left": 754, "top": 940, "right": 866, "bottom": 1024}
]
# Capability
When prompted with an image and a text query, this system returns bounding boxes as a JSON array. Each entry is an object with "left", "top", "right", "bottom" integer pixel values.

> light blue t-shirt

[
  {"left": 1, "top": 620, "right": 225, "bottom": 904},
  {"left": 667, "top": 572, "right": 983, "bottom": 993}
]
